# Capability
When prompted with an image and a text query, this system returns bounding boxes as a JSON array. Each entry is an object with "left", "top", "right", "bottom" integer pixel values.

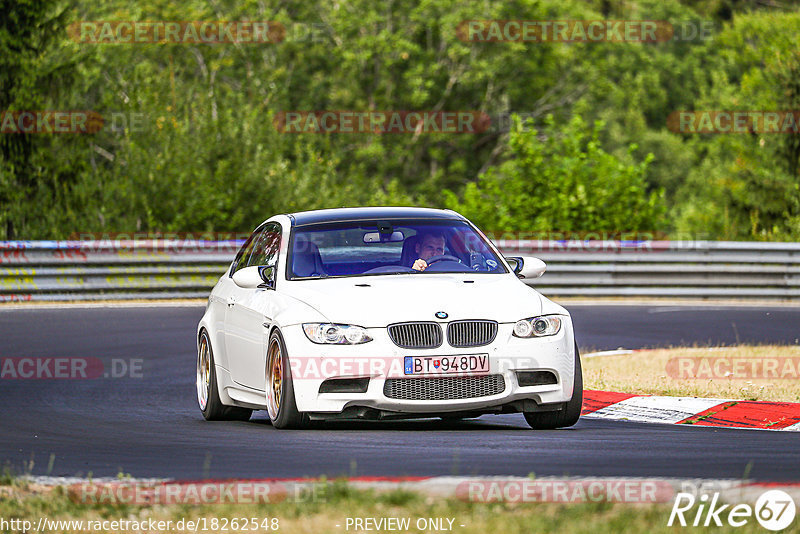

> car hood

[{"left": 279, "top": 273, "right": 550, "bottom": 326}]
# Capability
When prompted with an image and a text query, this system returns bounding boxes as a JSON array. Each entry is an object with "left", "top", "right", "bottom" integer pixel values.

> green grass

[
  {"left": 0, "top": 478, "right": 774, "bottom": 533},
  {"left": 583, "top": 345, "right": 800, "bottom": 402}
]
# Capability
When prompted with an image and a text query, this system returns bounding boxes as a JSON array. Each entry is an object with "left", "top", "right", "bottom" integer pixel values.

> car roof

[{"left": 287, "top": 207, "right": 464, "bottom": 227}]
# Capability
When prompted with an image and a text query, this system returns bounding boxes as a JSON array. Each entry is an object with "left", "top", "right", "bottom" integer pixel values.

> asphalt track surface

[{"left": 0, "top": 304, "right": 798, "bottom": 481}]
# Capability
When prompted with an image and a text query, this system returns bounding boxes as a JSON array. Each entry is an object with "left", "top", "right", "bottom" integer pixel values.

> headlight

[
  {"left": 302, "top": 323, "right": 373, "bottom": 345},
  {"left": 512, "top": 316, "right": 562, "bottom": 338}
]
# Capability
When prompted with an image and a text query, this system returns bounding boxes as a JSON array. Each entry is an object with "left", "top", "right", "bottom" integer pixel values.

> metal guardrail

[
  {"left": 0, "top": 240, "right": 236, "bottom": 302},
  {"left": 1, "top": 240, "right": 799, "bottom": 301}
]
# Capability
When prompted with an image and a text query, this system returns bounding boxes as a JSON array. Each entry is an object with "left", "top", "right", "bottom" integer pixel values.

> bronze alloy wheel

[
  {"left": 197, "top": 330, "right": 252, "bottom": 421},
  {"left": 196, "top": 334, "right": 211, "bottom": 410},
  {"left": 266, "top": 337, "right": 283, "bottom": 420},
  {"left": 264, "top": 330, "right": 305, "bottom": 428}
]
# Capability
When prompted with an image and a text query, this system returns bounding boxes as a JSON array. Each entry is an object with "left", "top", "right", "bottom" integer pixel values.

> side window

[
  {"left": 230, "top": 227, "right": 263, "bottom": 275},
  {"left": 247, "top": 223, "right": 281, "bottom": 268}
]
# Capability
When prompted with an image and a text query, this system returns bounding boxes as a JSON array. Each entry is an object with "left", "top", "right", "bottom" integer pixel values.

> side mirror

[
  {"left": 232, "top": 265, "right": 276, "bottom": 289},
  {"left": 505, "top": 256, "right": 546, "bottom": 279}
]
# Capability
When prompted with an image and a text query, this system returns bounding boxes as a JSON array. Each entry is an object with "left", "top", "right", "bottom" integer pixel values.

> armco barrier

[
  {"left": 1, "top": 240, "right": 799, "bottom": 301},
  {"left": 499, "top": 239, "right": 800, "bottom": 299},
  {"left": 0, "top": 240, "right": 237, "bottom": 302}
]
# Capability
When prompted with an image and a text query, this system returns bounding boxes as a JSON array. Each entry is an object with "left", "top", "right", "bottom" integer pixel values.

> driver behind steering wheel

[{"left": 411, "top": 231, "right": 446, "bottom": 271}]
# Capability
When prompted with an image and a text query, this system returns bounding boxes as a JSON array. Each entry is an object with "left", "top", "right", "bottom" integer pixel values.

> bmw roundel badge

[{"left": 435, "top": 311, "right": 448, "bottom": 319}]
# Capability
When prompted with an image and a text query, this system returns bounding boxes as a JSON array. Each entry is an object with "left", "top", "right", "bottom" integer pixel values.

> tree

[
  {"left": 444, "top": 114, "right": 663, "bottom": 233},
  {"left": 671, "top": 12, "right": 800, "bottom": 239},
  {"left": 0, "top": 0, "right": 85, "bottom": 239}
]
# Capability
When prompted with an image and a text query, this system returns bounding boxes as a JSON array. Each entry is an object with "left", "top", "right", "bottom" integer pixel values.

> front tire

[
  {"left": 197, "top": 330, "right": 252, "bottom": 421},
  {"left": 266, "top": 329, "right": 305, "bottom": 429},
  {"left": 523, "top": 342, "right": 583, "bottom": 430}
]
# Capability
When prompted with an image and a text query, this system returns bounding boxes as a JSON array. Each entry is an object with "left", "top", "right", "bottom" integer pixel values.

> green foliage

[
  {"left": 1, "top": 0, "right": 799, "bottom": 240},
  {"left": 445, "top": 115, "right": 663, "bottom": 232},
  {"left": 0, "top": 0, "right": 89, "bottom": 238},
  {"left": 671, "top": 12, "right": 800, "bottom": 239}
]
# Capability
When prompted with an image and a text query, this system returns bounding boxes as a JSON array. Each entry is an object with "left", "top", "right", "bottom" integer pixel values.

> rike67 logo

[{"left": 668, "top": 490, "right": 796, "bottom": 531}]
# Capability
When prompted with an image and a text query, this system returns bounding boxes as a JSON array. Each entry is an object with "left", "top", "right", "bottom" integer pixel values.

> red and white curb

[{"left": 582, "top": 390, "right": 800, "bottom": 431}]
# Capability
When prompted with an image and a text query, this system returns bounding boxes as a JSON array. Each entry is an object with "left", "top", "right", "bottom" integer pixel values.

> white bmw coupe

[{"left": 196, "top": 207, "right": 582, "bottom": 429}]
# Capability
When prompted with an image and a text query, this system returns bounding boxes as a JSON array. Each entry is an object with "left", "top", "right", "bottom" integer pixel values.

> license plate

[{"left": 403, "top": 354, "right": 489, "bottom": 376}]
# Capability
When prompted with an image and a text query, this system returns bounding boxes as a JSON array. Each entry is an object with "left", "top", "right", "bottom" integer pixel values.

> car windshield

[{"left": 287, "top": 219, "right": 507, "bottom": 279}]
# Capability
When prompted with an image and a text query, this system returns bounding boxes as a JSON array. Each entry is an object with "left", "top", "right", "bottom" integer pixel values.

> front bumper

[{"left": 282, "top": 317, "right": 577, "bottom": 415}]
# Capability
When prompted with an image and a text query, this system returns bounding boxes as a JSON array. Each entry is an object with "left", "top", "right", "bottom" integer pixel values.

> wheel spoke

[
  {"left": 197, "top": 337, "right": 210, "bottom": 410},
  {"left": 267, "top": 341, "right": 283, "bottom": 420}
]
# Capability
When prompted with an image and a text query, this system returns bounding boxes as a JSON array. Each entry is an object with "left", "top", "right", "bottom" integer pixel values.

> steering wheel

[{"left": 424, "top": 254, "right": 462, "bottom": 265}]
